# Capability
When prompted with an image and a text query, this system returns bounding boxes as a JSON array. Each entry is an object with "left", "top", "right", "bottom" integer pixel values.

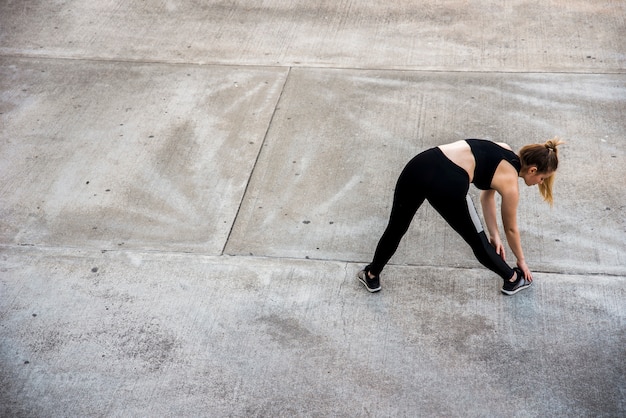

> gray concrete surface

[{"left": 1, "top": 1, "right": 625, "bottom": 417}]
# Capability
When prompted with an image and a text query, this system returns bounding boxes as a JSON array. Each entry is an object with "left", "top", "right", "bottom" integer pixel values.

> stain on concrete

[
  {"left": 116, "top": 322, "right": 178, "bottom": 372},
  {"left": 258, "top": 314, "right": 325, "bottom": 349}
]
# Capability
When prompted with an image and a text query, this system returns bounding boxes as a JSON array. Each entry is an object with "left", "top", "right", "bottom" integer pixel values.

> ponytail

[{"left": 519, "top": 137, "right": 565, "bottom": 206}]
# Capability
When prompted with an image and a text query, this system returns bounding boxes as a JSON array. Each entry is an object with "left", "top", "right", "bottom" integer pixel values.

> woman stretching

[{"left": 358, "top": 138, "right": 563, "bottom": 295}]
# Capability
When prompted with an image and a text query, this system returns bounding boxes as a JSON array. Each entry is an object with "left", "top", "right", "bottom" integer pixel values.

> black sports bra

[{"left": 465, "top": 139, "right": 521, "bottom": 190}]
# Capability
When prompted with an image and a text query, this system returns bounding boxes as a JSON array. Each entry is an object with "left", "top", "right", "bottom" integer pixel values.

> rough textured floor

[{"left": 1, "top": 1, "right": 624, "bottom": 416}]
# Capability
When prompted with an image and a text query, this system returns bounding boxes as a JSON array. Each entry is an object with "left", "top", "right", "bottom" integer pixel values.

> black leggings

[{"left": 368, "top": 147, "right": 514, "bottom": 281}]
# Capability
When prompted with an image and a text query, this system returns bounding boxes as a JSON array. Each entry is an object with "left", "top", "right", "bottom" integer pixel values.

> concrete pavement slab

[
  {"left": 1, "top": 0, "right": 625, "bottom": 416},
  {"left": 1, "top": 1, "right": 624, "bottom": 72},
  {"left": 1, "top": 247, "right": 623, "bottom": 417},
  {"left": 0, "top": 57, "right": 287, "bottom": 253},
  {"left": 226, "top": 68, "right": 626, "bottom": 276}
]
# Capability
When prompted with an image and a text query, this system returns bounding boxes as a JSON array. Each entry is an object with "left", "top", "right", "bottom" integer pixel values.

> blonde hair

[{"left": 519, "top": 137, "right": 565, "bottom": 206}]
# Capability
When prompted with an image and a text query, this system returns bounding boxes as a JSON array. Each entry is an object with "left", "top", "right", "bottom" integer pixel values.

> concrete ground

[{"left": 1, "top": 1, "right": 624, "bottom": 416}]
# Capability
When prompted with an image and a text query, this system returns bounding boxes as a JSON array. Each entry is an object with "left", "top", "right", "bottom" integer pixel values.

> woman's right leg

[{"left": 428, "top": 193, "right": 515, "bottom": 281}]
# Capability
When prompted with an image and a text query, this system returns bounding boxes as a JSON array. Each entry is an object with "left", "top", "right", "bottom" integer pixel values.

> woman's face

[{"left": 523, "top": 167, "right": 554, "bottom": 186}]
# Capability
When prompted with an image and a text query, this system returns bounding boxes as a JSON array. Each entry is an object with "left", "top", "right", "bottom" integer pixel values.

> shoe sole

[
  {"left": 501, "top": 282, "right": 531, "bottom": 295},
  {"left": 357, "top": 271, "right": 381, "bottom": 293}
]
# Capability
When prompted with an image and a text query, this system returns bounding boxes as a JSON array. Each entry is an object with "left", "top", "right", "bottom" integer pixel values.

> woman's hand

[
  {"left": 516, "top": 260, "right": 533, "bottom": 282},
  {"left": 489, "top": 236, "right": 506, "bottom": 261}
]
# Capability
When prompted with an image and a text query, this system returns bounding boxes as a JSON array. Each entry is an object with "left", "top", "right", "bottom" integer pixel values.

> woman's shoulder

[
  {"left": 464, "top": 138, "right": 511, "bottom": 150},
  {"left": 495, "top": 142, "right": 513, "bottom": 151}
]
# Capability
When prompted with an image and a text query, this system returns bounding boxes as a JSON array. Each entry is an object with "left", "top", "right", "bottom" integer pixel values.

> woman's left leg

[{"left": 367, "top": 172, "right": 426, "bottom": 276}]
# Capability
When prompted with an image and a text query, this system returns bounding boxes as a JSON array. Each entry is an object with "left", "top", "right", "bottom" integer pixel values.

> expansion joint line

[{"left": 220, "top": 66, "right": 292, "bottom": 255}]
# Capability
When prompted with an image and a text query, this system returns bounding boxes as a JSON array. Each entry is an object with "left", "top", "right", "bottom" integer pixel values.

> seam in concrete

[
  {"left": 220, "top": 66, "right": 293, "bottom": 256},
  {"left": 2, "top": 244, "right": 623, "bottom": 279},
  {"left": 0, "top": 51, "right": 287, "bottom": 71},
  {"left": 1, "top": 52, "right": 624, "bottom": 76}
]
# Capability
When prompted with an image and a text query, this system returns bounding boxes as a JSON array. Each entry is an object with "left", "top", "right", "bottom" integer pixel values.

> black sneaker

[
  {"left": 501, "top": 268, "right": 532, "bottom": 295},
  {"left": 357, "top": 267, "right": 381, "bottom": 293}
]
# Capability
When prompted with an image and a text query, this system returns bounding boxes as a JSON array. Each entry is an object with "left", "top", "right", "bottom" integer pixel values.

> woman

[{"left": 358, "top": 138, "right": 563, "bottom": 295}]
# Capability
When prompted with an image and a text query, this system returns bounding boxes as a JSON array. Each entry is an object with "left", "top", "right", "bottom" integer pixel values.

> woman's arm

[
  {"left": 480, "top": 189, "right": 505, "bottom": 260},
  {"left": 492, "top": 160, "right": 533, "bottom": 281},
  {"left": 499, "top": 181, "right": 533, "bottom": 280}
]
